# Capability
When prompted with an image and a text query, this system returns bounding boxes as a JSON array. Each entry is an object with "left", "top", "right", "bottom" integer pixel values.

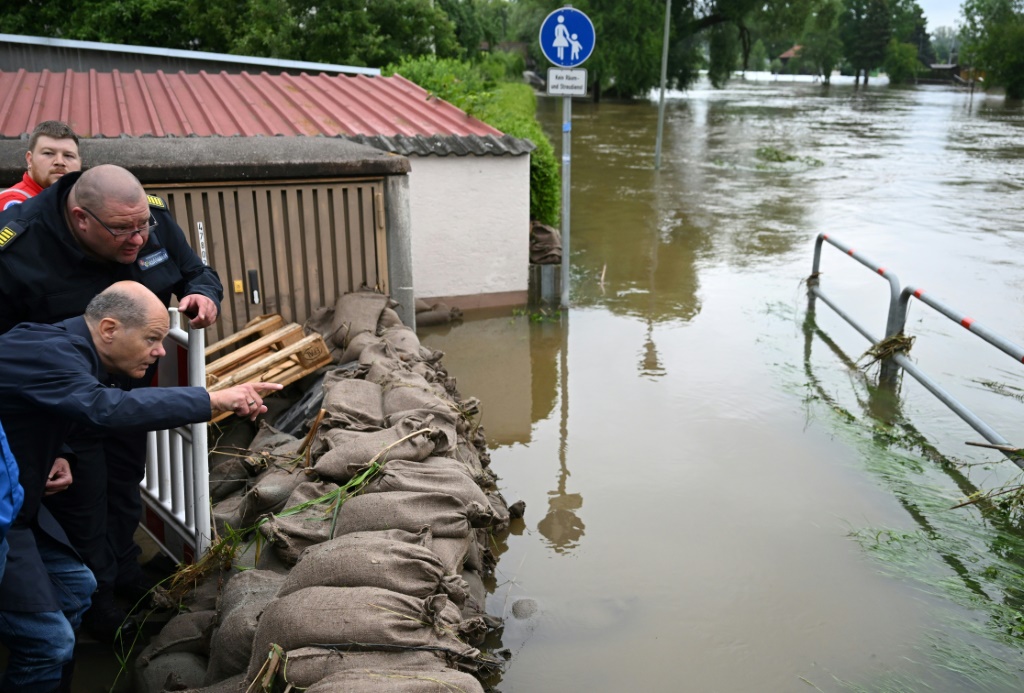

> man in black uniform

[
  {"left": 0, "top": 164, "right": 223, "bottom": 640},
  {"left": 0, "top": 281, "right": 276, "bottom": 692}
]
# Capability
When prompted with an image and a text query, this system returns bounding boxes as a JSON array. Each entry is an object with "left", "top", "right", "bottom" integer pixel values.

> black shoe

[{"left": 82, "top": 595, "right": 139, "bottom": 647}]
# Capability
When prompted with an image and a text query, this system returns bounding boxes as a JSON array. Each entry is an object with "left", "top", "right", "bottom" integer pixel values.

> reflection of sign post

[{"left": 539, "top": 7, "right": 595, "bottom": 309}]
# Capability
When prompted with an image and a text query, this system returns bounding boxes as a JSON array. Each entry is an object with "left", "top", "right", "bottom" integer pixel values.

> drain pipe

[{"left": 384, "top": 174, "right": 416, "bottom": 330}]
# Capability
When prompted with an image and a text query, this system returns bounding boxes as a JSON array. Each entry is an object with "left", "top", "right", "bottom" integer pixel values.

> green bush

[
  {"left": 384, "top": 55, "right": 492, "bottom": 116},
  {"left": 884, "top": 39, "right": 922, "bottom": 85},
  {"left": 477, "top": 50, "right": 526, "bottom": 82},
  {"left": 384, "top": 57, "right": 560, "bottom": 226}
]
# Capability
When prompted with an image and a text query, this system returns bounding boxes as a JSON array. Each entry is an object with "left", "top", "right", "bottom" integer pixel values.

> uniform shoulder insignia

[
  {"left": 0, "top": 221, "right": 26, "bottom": 252},
  {"left": 146, "top": 194, "right": 166, "bottom": 209}
]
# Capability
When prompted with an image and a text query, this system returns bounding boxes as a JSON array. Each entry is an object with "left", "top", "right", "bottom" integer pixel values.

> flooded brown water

[{"left": 421, "top": 79, "right": 1024, "bottom": 692}]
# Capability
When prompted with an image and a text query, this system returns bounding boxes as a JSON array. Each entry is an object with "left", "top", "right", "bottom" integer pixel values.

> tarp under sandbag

[
  {"left": 332, "top": 491, "right": 497, "bottom": 539},
  {"left": 277, "top": 532, "right": 466, "bottom": 605},
  {"left": 245, "top": 586, "right": 484, "bottom": 683}
]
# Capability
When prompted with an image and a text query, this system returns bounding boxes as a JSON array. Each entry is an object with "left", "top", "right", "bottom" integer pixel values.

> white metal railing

[{"left": 140, "top": 307, "right": 211, "bottom": 561}]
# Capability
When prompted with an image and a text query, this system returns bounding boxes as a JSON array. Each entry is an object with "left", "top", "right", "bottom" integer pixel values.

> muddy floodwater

[{"left": 421, "top": 79, "right": 1024, "bottom": 692}]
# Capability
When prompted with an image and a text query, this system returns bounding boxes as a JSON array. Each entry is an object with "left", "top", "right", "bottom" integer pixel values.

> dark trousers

[{"left": 42, "top": 430, "right": 147, "bottom": 595}]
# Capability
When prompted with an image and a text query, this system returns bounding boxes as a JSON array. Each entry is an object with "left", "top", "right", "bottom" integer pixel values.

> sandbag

[
  {"left": 362, "top": 461, "right": 490, "bottom": 510},
  {"left": 138, "top": 610, "right": 217, "bottom": 665},
  {"left": 179, "top": 673, "right": 245, "bottom": 693},
  {"left": 134, "top": 651, "right": 208, "bottom": 693},
  {"left": 205, "top": 570, "right": 285, "bottom": 685},
  {"left": 281, "top": 648, "right": 448, "bottom": 690},
  {"left": 245, "top": 586, "right": 483, "bottom": 683},
  {"left": 322, "top": 371, "right": 384, "bottom": 430},
  {"left": 278, "top": 533, "right": 466, "bottom": 604},
  {"left": 329, "top": 291, "right": 390, "bottom": 347},
  {"left": 388, "top": 407, "right": 458, "bottom": 455},
  {"left": 339, "top": 331, "right": 383, "bottom": 364},
  {"left": 208, "top": 457, "right": 252, "bottom": 503},
  {"left": 212, "top": 495, "right": 246, "bottom": 537},
  {"left": 304, "top": 667, "right": 486, "bottom": 693},
  {"left": 381, "top": 325, "right": 442, "bottom": 363},
  {"left": 258, "top": 480, "right": 338, "bottom": 565},
  {"left": 377, "top": 306, "right": 404, "bottom": 331},
  {"left": 248, "top": 421, "right": 303, "bottom": 460},
  {"left": 239, "top": 465, "right": 311, "bottom": 525},
  {"left": 313, "top": 418, "right": 438, "bottom": 483},
  {"left": 333, "top": 491, "right": 496, "bottom": 539},
  {"left": 430, "top": 535, "right": 472, "bottom": 576},
  {"left": 380, "top": 370, "right": 440, "bottom": 417}
]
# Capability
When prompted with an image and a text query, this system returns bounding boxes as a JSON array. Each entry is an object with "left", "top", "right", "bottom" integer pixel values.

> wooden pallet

[{"left": 206, "top": 314, "right": 333, "bottom": 422}]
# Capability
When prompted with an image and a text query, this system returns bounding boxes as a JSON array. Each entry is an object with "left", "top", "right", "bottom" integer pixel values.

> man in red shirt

[{"left": 0, "top": 121, "right": 81, "bottom": 211}]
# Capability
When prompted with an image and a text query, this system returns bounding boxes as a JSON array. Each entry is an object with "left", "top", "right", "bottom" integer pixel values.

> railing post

[{"left": 187, "top": 323, "right": 210, "bottom": 556}]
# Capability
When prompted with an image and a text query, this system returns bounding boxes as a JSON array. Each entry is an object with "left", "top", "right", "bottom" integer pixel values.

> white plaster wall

[{"left": 406, "top": 154, "right": 530, "bottom": 299}]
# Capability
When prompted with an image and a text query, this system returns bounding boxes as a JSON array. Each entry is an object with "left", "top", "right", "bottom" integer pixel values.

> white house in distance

[{"left": 0, "top": 34, "right": 534, "bottom": 310}]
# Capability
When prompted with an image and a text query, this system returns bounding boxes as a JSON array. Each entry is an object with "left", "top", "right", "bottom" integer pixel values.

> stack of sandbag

[
  {"left": 136, "top": 290, "right": 521, "bottom": 693},
  {"left": 414, "top": 298, "right": 463, "bottom": 328}
]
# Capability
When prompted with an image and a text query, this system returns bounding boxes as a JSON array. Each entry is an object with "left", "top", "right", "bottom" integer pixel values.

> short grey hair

[{"left": 85, "top": 288, "right": 147, "bottom": 329}]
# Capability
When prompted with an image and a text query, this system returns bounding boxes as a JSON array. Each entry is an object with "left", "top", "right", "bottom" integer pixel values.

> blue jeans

[{"left": 0, "top": 539, "right": 95, "bottom": 693}]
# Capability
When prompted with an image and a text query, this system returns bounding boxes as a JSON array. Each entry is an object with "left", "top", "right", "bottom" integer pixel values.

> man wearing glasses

[{"left": 0, "top": 164, "right": 223, "bottom": 644}]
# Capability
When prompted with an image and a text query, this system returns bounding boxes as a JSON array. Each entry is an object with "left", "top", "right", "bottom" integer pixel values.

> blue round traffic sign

[{"left": 539, "top": 7, "right": 595, "bottom": 68}]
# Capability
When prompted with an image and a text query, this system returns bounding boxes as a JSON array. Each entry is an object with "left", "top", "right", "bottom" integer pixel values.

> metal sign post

[{"left": 539, "top": 6, "right": 595, "bottom": 309}]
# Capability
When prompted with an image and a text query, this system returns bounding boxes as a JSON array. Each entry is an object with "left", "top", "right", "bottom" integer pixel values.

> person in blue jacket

[
  {"left": 0, "top": 422, "right": 25, "bottom": 586},
  {"left": 0, "top": 164, "right": 224, "bottom": 642},
  {"left": 0, "top": 281, "right": 279, "bottom": 693}
]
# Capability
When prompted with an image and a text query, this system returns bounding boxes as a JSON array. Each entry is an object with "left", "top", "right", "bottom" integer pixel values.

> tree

[
  {"left": 747, "top": 39, "right": 769, "bottom": 70},
  {"left": 884, "top": 37, "right": 922, "bottom": 82},
  {"left": 890, "top": 0, "right": 936, "bottom": 65},
  {"left": 930, "top": 25, "right": 959, "bottom": 62},
  {"left": 799, "top": 0, "right": 845, "bottom": 83},
  {"left": 840, "top": 0, "right": 893, "bottom": 84},
  {"left": 960, "top": 0, "right": 1024, "bottom": 99}
]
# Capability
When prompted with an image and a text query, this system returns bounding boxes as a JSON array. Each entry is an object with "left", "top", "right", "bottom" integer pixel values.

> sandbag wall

[{"left": 135, "top": 291, "right": 519, "bottom": 693}]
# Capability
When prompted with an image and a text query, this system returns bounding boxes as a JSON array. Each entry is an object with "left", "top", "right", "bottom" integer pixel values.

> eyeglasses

[{"left": 81, "top": 206, "right": 158, "bottom": 238}]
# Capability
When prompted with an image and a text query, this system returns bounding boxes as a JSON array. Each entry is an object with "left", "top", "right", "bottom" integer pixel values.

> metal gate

[{"left": 149, "top": 178, "right": 389, "bottom": 343}]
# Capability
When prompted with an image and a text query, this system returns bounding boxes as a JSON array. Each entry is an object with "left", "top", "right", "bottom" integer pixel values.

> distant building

[{"left": 778, "top": 45, "right": 802, "bottom": 68}]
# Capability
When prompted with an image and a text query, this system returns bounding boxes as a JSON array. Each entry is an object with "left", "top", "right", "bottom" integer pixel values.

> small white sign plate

[{"left": 546, "top": 68, "right": 588, "bottom": 96}]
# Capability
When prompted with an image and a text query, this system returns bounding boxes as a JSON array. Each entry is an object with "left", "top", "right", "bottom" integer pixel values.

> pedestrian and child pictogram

[{"left": 539, "top": 7, "right": 595, "bottom": 68}]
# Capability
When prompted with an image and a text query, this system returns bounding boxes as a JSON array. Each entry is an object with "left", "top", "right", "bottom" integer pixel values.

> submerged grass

[{"left": 798, "top": 309, "right": 1024, "bottom": 691}]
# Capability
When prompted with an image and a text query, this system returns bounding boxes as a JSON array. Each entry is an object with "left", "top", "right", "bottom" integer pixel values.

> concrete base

[
  {"left": 528, "top": 263, "right": 561, "bottom": 310},
  {"left": 419, "top": 290, "right": 528, "bottom": 312}
]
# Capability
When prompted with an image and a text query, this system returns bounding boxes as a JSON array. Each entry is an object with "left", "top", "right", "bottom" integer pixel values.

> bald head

[
  {"left": 74, "top": 165, "right": 146, "bottom": 211},
  {"left": 85, "top": 281, "right": 165, "bottom": 330},
  {"left": 85, "top": 282, "right": 169, "bottom": 378}
]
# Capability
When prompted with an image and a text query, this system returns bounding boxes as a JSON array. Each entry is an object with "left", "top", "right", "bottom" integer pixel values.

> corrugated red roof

[{"left": 0, "top": 69, "right": 502, "bottom": 139}]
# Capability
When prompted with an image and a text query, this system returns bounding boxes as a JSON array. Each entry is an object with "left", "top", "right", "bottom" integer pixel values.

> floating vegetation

[{"left": 755, "top": 145, "right": 824, "bottom": 169}]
